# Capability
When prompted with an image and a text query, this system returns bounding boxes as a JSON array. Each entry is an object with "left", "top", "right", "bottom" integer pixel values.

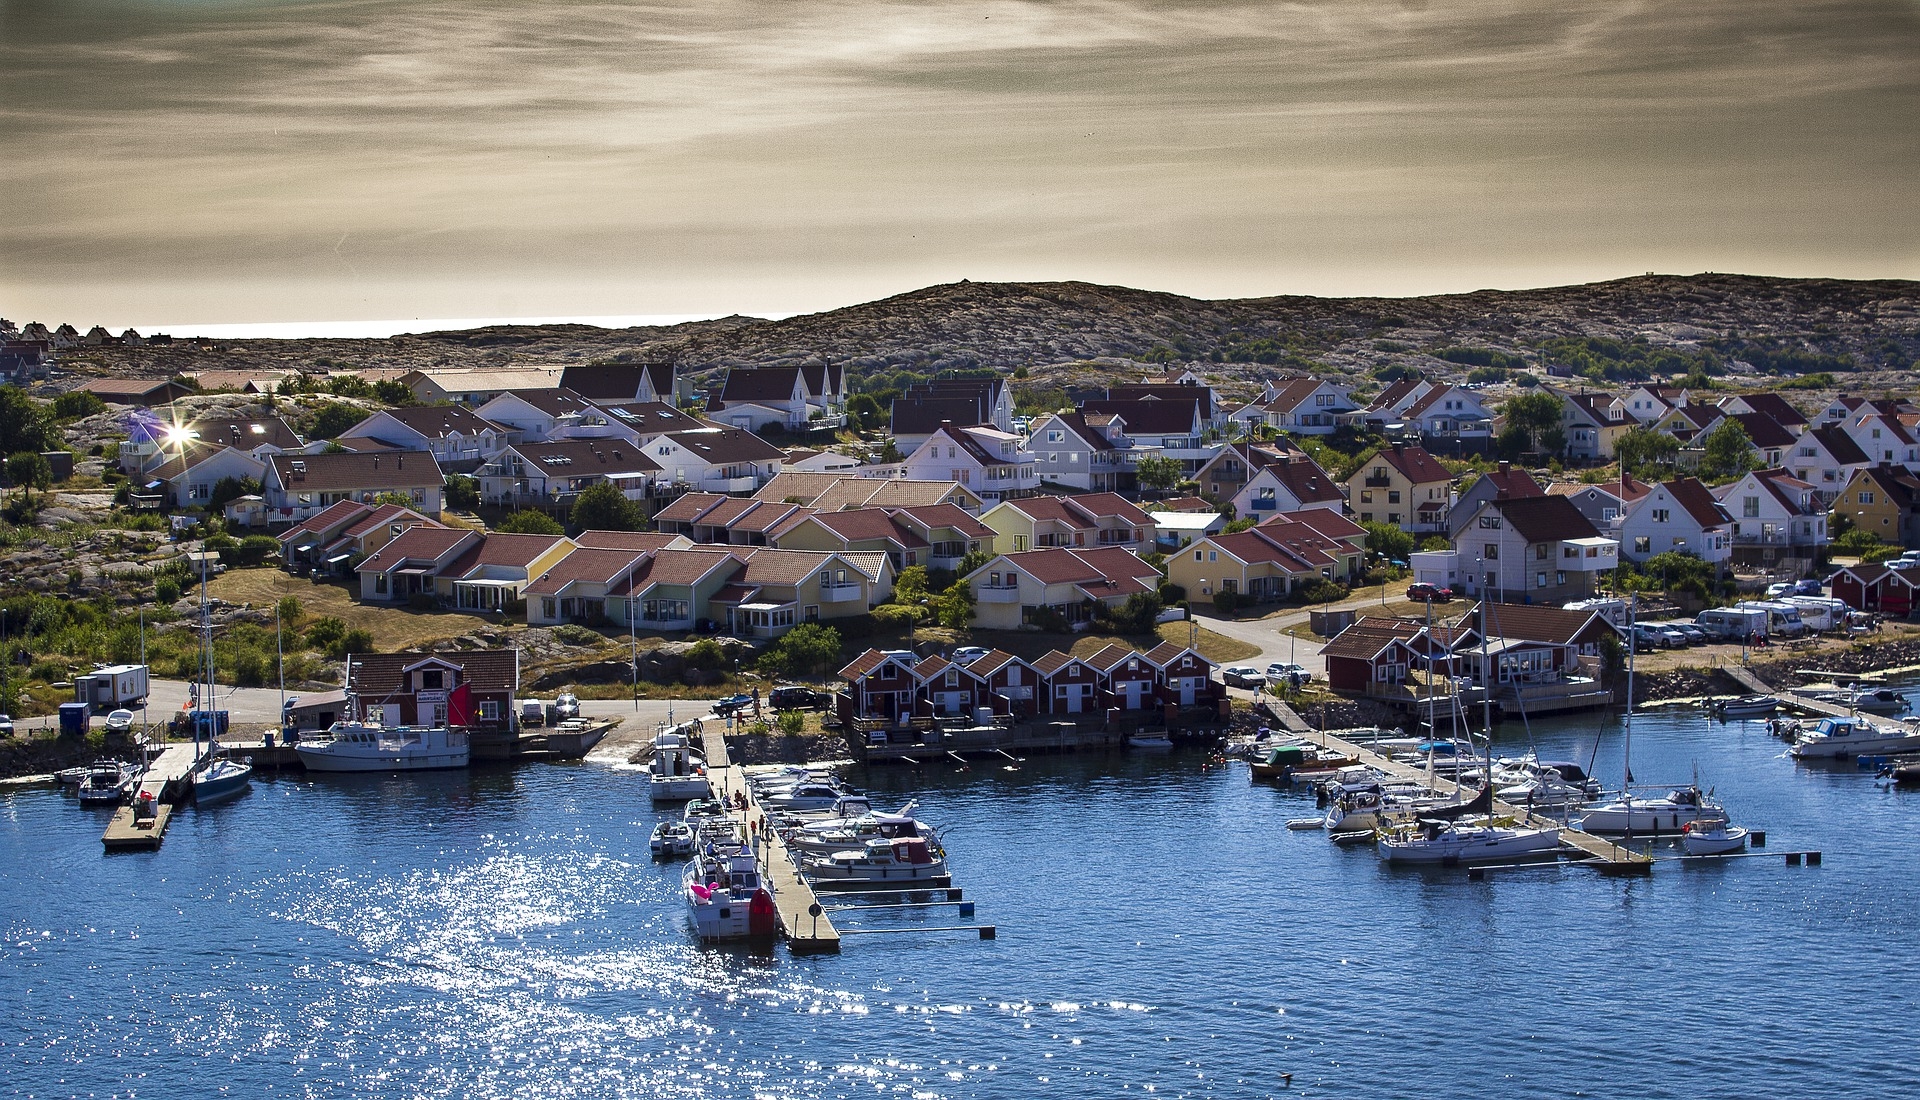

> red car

[{"left": 1406, "top": 583, "right": 1454, "bottom": 603}]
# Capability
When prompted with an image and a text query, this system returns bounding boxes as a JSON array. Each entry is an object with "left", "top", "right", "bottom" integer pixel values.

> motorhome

[
  {"left": 1782, "top": 596, "right": 1849, "bottom": 633},
  {"left": 1696, "top": 607, "right": 1769, "bottom": 642},
  {"left": 1562, "top": 598, "right": 1629, "bottom": 629},
  {"left": 1736, "top": 601, "right": 1810, "bottom": 639}
]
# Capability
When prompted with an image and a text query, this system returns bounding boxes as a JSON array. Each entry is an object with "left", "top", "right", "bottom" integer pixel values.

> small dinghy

[
  {"left": 1680, "top": 815, "right": 1748, "bottom": 856},
  {"left": 1714, "top": 695, "right": 1779, "bottom": 718}
]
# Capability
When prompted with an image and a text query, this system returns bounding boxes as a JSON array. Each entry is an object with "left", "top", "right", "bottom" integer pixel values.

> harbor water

[{"left": 5, "top": 703, "right": 1918, "bottom": 1099}]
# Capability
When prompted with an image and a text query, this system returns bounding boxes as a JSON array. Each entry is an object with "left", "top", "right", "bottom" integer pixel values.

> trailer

[{"left": 73, "top": 664, "right": 149, "bottom": 713}]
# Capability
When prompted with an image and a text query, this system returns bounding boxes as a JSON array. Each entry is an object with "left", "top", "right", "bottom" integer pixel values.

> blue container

[{"left": 57, "top": 702, "right": 89, "bottom": 736}]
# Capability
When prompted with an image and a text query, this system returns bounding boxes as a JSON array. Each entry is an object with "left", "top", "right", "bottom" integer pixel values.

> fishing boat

[
  {"left": 801, "top": 836, "right": 949, "bottom": 886},
  {"left": 648, "top": 728, "right": 709, "bottom": 803},
  {"left": 650, "top": 820, "right": 695, "bottom": 859},
  {"left": 294, "top": 722, "right": 471, "bottom": 771},
  {"left": 1680, "top": 815, "right": 1749, "bottom": 856},
  {"left": 683, "top": 844, "right": 779, "bottom": 942},
  {"left": 1376, "top": 818, "right": 1561, "bottom": 864},
  {"left": 1788, "top": 715, "right": 1920, "bottom": 760},
  {"left": 1714, "top": 695, "right": 1780, "bottom": 718},
  {"left": 75, "top": 760, "right": 135, "bottom": 806},
  {"left": 1578, "top": 785, "right": 1721, "bottom": 834}
]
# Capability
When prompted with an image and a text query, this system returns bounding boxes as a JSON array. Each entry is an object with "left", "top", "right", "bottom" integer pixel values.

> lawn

[{"left": 208, "top": 569, "right": 501, "bottom": 649}]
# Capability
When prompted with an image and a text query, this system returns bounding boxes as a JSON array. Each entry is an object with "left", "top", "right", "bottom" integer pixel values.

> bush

[
  {"left": 1097, "top": 591, "right": 1164, "bottom": 634},
  {"left": 52, "top": 390, "right": 106, "bottom": 421},
  {"left": 497, "top": 510, "right": 565, "bottom": 536},
  {"left": 219, "top": 534, "right": 281, "bottom": 568},
  {"left": 777, "top": 710, "right": 805, "bottom": 735},
  {"left": 155, "top": 577, "right": 181, "bottom": 605},
  {"left": 1157, "top": 581, "right": 1186, "bottom": 606},
  {"left": 1213, "top": 591, "right": 1241, "bottom": 614},
  {"left": 338, "top": 627, "right": 375, "bottom": 656},
  {"left": 1300, "top": 579, "right": 1344, "bottom": 603},
  {"left": 552, "top": 624, "right": 601, "bottom": 646},
  {"left": 759, "top": 624, "right": 843, "bottom": 680},
  {"left": 445, "top": 475, "right": 480, "bottom": 510},
  {"left": 685, "top": 638, "right": 726, "bottom": 671}
]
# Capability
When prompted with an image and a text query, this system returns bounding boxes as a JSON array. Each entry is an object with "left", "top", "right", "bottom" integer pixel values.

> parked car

[
  {"left": 0, "top": 714, "right": 12, "bottom": 738},
  {"left": 1793, "top": 578, "right": 1824, "bottom": 596},
  {"left": 713, "top": 693, "right": 755, "bottom": 717},
  {"left": 1631, "top": 623, "right": 1670, "bottom": 649},
  {"left": 770, "top": 686, "right": 828, "bottom": 711},
  {"left": 1666, "top": 622, "right": 1708, "bottom": 645},
  {"left": 551, "top": 692, "right": 580, "bottom": 722},
  {"left": 1222, "top": 666, "right": 1264, "bottom": 689},
  {"left": 950, "top": 647, "right": 990, "bottom": 666},
  {"left": 1765, "top": 582, "right": 1795, "bottom": 599},
  {"left": 1651, "top": 625, "right": 1691, "bottom": 648},
  {"left": 1406, "top": 583, "right": 1454, "bottom": 603},
  {"left": 1265, "top": 662, "right": 1311, "bottom": 685}
]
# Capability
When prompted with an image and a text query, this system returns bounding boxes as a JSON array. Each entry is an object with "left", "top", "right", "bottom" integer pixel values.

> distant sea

[{"left": 124, "top": 313, "right": 789, "bottom": 341}]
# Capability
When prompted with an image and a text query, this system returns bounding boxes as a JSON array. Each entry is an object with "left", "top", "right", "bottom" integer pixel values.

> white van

[
  {"left": 1736, "top": 600, "right": 1809, "bottom": 638},
  {"left": 1782, "top": 596, "right": 1849, "bottom": 632},
  {"left": 1697, "top": 607, "right": 1769, "bottom": 642}
]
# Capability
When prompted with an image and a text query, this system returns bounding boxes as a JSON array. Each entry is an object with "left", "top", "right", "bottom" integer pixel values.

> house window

[
  {"left": 1557, "top": 571, "right": 1567, "bottom": 586},
  {"left": 1478, "top": 516, "right": 1501, "bottom": 529},
  {"left": 542, "top": 598, "right": 556, "bottom": 619},
  {"left": 375, "top": 574, "right": 388, "bottom": 594},
  {"left": 1652, "top": 508, "right": 1670, "bottom": 523},
  {"left": 946, "top": 669, "right": 958, "bottom": 686},
  {"left": 1361, "top": 490, "right": 1373, "bottom": 504},
  {"left": 1860, "top": 492, "right": 1875, "bottom": 505},
  {"left": 1536, "top": 544, "right": 1550, "bottom": 560},
  {"left": 1484, "top": 544, "right": 1498, "bottom": 561},
  {"left": 422, "top": 670, "right": 444, "bottom": 690},
  {"left": 1387, "top": 513, "right": 1400, "bottom": 525},
  {"left": 1208, "top": 551, "right": 1217, "bottom": 562},
  {"left": 878, "top": 664, "right": 897, "bottom": 679},
  {"left": 1388, "top": 491, "right": 1401, "bottom": 504},
  {"left": 1537, "top": 572, "right": 1547, "bottom": 588},
  {"left": 1634, "top": 536, "right": 1651, "bottom": 553},
  {"left": 1743, "top": 496, "right": 1760, "bottom": 518},
  {"left": 1194, "top": 550, "right": 1203, "bottom": 561},
  {"left": 1014, "top": 535, "right": 1028, "bottom": 551},
  {"left": 479, "top": 700, "right": 499, "bottom": 721},
  {"left": 1006, "top": 572, "right": 1019, "bottom": 586},
  {"left": 1047, "top": 430, "right": 1063, "bottom": 443}
]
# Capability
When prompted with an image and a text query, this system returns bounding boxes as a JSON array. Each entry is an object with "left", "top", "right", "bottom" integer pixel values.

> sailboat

[
  {"left": 1376, "top": 729, "right": 1560, "bottom": 863},
  {"left": 187, "top": 557, "right": 252, "bottom": 804},
  {"left": 1577, "top": 592, "right": 1720, "bottom": 835}
]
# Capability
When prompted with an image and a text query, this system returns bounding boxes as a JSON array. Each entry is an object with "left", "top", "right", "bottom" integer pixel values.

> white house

[
  {"left": 1617, "top": 477, "right": 1733, "bottom": 570},
  {"left": 1230, "top": 377, "right": 1357, "bottom": 436},
  {"left": 1027, "top": 411, "right": 1136, "bottom": 492},
  {"left": 1449, "top": 494, "right": 1619, "bottom": 604},
  {"left": 1842, "top": 412, "right": 1920, "bottom": 468},
  {"left": 476, "top": 439, "right": 661, "bottom": 509},
  {"left": 1230, "top": 453, "right": 1343, "bottom": 518},
  {"left": 961, "top": 547, "right": 1163, "bottom": 630},
  {"left": 147, "top": 443, "right": 269, "bottom": 509},
  {"left": 901, "top": 424, "right": 1038, "bottom": 503},
  {"left": 261, "top": 450, "right": 444, "bottom": 524},
  {"left": 1787, "top": 425, "right": 1872, "bottom": 504},
  {"left": 1714, "top": 468, "right": 1829, "bottom": 553},
  {"left": 646, "top": 427, "right": 787, "bottom": 493},
  {"left": 338, "top": 405, "right": 509, "bottom": 472},
  {"left": 474, "top": 388, "right": 608, "bottom": 444}
]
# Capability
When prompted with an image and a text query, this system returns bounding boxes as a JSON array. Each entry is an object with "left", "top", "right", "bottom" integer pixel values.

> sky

[{"left": 1, "top": 0, "right": 1916, "bottom": 333}]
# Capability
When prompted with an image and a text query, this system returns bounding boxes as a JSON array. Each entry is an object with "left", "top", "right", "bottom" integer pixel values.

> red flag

[{"left": 447, "top": 682, "right": 474, "bottom": 727}]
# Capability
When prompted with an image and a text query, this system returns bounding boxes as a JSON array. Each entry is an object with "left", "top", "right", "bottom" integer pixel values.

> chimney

[
  {"left": 1498, "top": 461, "right": 1511, "bottom": 474},
  {"left": 372, "top": 455, "right": 379, "bottom": 469}
]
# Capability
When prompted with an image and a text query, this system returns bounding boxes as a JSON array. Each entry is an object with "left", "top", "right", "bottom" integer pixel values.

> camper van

[
  {"left": 1696, "top": 607, "right": 1770, "bottom": 642},
  {"left": 1736, "top": 601, "right": 1810, "bottom": 639},
  {"left": 1782, "top": 596, "right": 1849, "bottom": 633},
  {"left": 1562, "top": 598, "right": 1629, "bottom": 629}
]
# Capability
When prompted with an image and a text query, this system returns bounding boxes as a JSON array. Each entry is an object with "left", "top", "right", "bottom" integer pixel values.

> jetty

[
  {"left": 1272, "top": 704, "right": 1653, "bottom": 873},
  {"left": 100, "top": 742, "right": 197, "bottom": 851},
  {"left": 1723, "top": 667, "right": 1855, "bottom": 720},
  {"left": 697, "top": 725, "right": 841, "bottom": 953}
]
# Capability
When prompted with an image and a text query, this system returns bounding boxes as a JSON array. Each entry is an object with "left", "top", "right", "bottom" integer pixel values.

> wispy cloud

[{"left": 1, "top": 0, "right": 1914, "bottom": 321}]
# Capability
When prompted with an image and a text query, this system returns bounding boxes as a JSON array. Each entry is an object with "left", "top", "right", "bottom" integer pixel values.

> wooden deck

[
  {"left": 101, "top": 743, "right": 197, "bottom": 851},
  {"left": 699, "top": 726, "right": 841, "bottom": 953},
  {"left": 1723, "top": 667, "right": 1854, "bottom": 720},
  {"left": 1306, "top": 728, "right": 1654, "bottom": 873}
]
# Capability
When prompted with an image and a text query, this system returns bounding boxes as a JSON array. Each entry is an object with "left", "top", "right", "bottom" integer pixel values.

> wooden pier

[
  {"left": 698, "top": 725, "right": 841, "bottom": 953},
  {"left": 1303, "top": 727, "right": 1654, "bottom": 873},
  {"left": 1723, "top": 667, "right": 1855, "bottom": 721},
  {"left": 101, "top": 743, "right": 197, "bottom": 851}
]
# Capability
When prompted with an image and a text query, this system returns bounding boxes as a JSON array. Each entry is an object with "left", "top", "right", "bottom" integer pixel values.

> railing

[
  {"left": 976, "top": 586, "right": 1021, "bottom": 603},
  {"left": 1364, "top": 475, "right": 1392, "bottom": 487},
  {"left": 818, "top": 583, "right": 863, "bottom": 602},
  {"left": 688, "top": 475, "right": 757, "bottom": 493}
]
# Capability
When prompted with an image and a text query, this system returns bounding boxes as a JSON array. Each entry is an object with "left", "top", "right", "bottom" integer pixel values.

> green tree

[
  {"left": 1097, "top": 590, "right": 1163, "bottom": 634},
  {"left": 893, "top": 565, "right": 931, "bottom": 606},
  {"left": 444, "top": 474, "right": 480, "bottom": 510},
  {"left": 758, "top": 624, "right": 843, "bottom": 680},
  {"left": 1361, "top": 520, "right": 1414, "bottom": 563},
  {"left": 570, "top": 482, "right": 645, "bottom": 532},
  {"left": 276, "top": 595, "right": 303, "bottom": 628},
  {"left": 306, "top": 402, "right": 370, "bottom": 440},
  {"left": 928, "top": 581, "right": 976, "bottom": 629},
  {"left": 51, "top": 390, "right": 106, "bottom": 421},
  {"left": 372, "top": 379, "right": 416, "bottom": 406},
  {"left": 847, "top": 393, "right": 885, "bottom": 431},
  {"left": 1699, "top": 417, "right": 1756, "bottom": 482},
  {"left": 497, "top": 510, "right": 565, "bottom": 535},
  {"left": 1135, "top": 455, "right": 1184, "bottom": 493},
  {"left": 0, "top": 387, "right": 52, "bottom": 455},
  {"left": 1496, "top": 392, "right": 1566, "bottom": 458},
  {"left": 207, "top": 475, "right": 262, "bottom": 512},
  {"left": 1223, "top": 517, "right": 1256, "bottom": 534},
  {"left": 952, "top": 549, "right": 992, "bottom": 580},
  {"left": 5, "top": 451, "right": 51, "bottom": 501},
  {"left": 1614, "top": 427, "right": 1680, "bottom": 477}
]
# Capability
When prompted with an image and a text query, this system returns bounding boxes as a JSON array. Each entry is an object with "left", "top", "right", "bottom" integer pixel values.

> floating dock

[
  {"left": 1282, "top": 717, "right": 1654, "bottom": 873},
  {"left": 698, "top": 725, "right": 841, "bottom": 953},
  {"left": 101, "top": 743, "right": 197, "bottom": 851},
  {"left": 1724, "top": 667, "right": 1856, "bottom": 721}
]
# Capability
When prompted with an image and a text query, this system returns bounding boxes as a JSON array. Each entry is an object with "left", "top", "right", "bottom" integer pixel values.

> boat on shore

[
  {"left": 1788, "top": 716, "right": 1920, "bottom": 760},
  {"left": 683, "top": 844, "right": 779, "bottom": 942},
  {"left": 294, "top": 722, "right": 470, "bottom": 772}
]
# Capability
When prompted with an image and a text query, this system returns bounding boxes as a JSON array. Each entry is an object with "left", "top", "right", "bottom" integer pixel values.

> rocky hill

[{"left": 38, "top": 273, "right": 1920, "bottom": 397}]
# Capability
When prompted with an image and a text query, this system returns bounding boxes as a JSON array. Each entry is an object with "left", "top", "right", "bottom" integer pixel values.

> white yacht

[
  {"left": 684, "top": 844, "right": 779, "bottom": 941},
  {"left": 801, "top": 836, "right": 949, "bottom": 886},
  {"left": 1788, "top": 715, "right": 1920, "bottom": 760},
  {"left": 1578, "top": 785, "right": 1720, "bottom": 834},
  {"left": 761, "top": 781, "right": 858, "bottom": 811},
  {"left": 294, "top": 722, "right": 470, "bottom": 772},
  {"left": 1376, "top": 819, "right": 1561, "bottom": 864},
  {"left": 648, "top": 729, "right": 709, "bottom": 803}
]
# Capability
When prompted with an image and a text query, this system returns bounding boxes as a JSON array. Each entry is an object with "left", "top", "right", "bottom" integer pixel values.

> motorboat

[
  {"left": 1251, "top": 743, "right": 1358, "bottom": 782},
  {"left": 1323, "top": 783, "right": 1389, "bottom": 832},
  {"left": 1128, "top": 730, "right": 1173, "bottom": 750},
  {"left": 1788, "top": 716, "right": 1920, "bottom": 760},
  {"left": 1714, "top": 695, "right": 1780, "bottom": 718},
  {"left": 781, "top": 803, "right": 936, "bottom": 856},
  {"left": 650, "top": 820, "right": 695, "bottom": 859},
  {"left": 1492, "top": 756, "right": 1598, "bottom": 809},
  {"left": 1814, "top": 686, "right": 1911, "bottom": 715},
  {"left": 294, "top": 722, "right": 470, "bottom": 772},
  {"left": 76, "top": 759, "right": 135, "bottom": 806},
  {"left": 683, "top": 844, "right": 779, "bottom": 942},
  {"left": 1680, "top": 815, "right": 1749, "bottom": 856},
  {"left": 53, "top": 764, "right": 91, "bottom": 789},
  {"left": 1376, "top": 819, "right": 1561, "bottom": 864},
  {"left": 1766, "top": 717, "right": 1803, "bottom": 740},
  {"left": 1579, "top": 785, "right": 1721, "bottom": 834},
  {"left": 801, "top": 836, "right": 949, "bottom": 887},
  {"left": 189, "top": 745, "right": 252, "bottom": 804},
  {"left": 648, "top": 730, "right": 709, "bottom": 803},
  {"left": 761, "top": 781, "right": 859, "bottom": 812}
]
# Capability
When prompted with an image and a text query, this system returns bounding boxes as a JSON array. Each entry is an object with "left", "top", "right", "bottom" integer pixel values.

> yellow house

[
  {"left": 432, "top": 532, "right": 576, "bottom": 611},
  {"left": 1832, "top": 466, "right": 1920, "bottom": 548},
  {"left": 1343, "top": 444, "right": 1454, "bottom": 534},
  {"left": 1163, "top": 520, "right": 1361, "bottom": 606},
  {"left": 978, "top": 493, "right": 1153, "bottom": 556}
]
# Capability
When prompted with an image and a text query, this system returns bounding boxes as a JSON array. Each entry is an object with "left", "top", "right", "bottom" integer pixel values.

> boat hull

[
  {"left": 1682, "top": 827, "right": 1748, "bottom": 856},
  {"left": 1789, "top": 732, "right": 1920, "bottom": 759},
  {"left": 1578, "top": 803, "right": 1710, "bottom": 834},
  {"left": 295, "top": 748, "right": 470, "bottom": 771},
  {"left": 650, "top": 776, "right": 710, "bottom": 802},
  {"left": 191, "top": 762, "right": 252, "bottom": 804},
  {"left": 1377, "top": 826, "right": 1561, "bottom": 864}
]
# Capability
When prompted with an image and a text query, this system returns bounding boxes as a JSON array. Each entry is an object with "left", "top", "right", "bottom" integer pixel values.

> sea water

[{"left": 4, "top": 705, "right": 1915, "bottom": 1099}]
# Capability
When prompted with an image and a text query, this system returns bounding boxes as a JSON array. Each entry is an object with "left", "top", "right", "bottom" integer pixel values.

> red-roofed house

[
  {"left": 960, "top": 547, "right": 1164, "bottom": 630},
  {"left": 1618, "top": 477, "right": 1733, "bottom": 569},
  {"left": 1231, "top": 453, "right": 1342, "bottom": 518},
  {"left": 1165, "top": 518, "right": 1364, "bottom": 605},
  {"left": 1343, "top": 444, "right": 1454, "bottom": 533},
  {"left": 356, "top": 527, "right": 483, "bottom": 602},
  {"left": 979, "top": 493, "right": 1154, "bottom": 555},
  {"left": 1445, "top": 462, "right": 1545, "bottom": 538},
  {"left": 1713, "top": 469, "right": 1828, "bottom": 556}
]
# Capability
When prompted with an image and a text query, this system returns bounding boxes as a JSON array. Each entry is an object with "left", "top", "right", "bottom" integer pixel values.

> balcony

[
  {"left": 819, "top": 583, "right": 864, "bottom": 603},
  {"left": 976, "top": 585, "right": 1021, "bottom": 603},
  {"left": 1364, "top": 475, "right": 1392, "bottom": 488},
  {"left": 691, "top": 474, "right": 757, "bottom": 493}
]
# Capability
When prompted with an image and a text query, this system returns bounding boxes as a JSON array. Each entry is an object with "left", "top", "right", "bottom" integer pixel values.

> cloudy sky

[{"left": 1, "top": 0, "right": 1915, "bottom": 330}]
